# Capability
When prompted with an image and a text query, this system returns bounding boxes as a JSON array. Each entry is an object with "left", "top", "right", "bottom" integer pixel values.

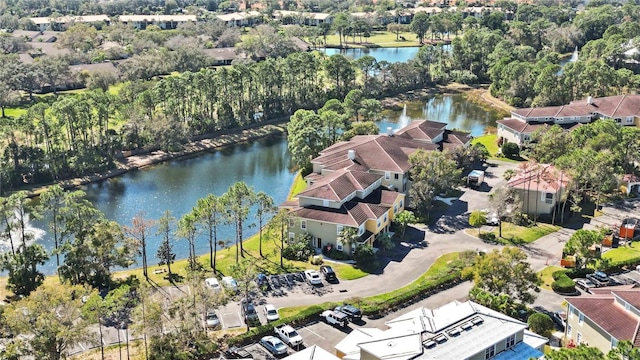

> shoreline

[{"left": 28, "top": 121, "right": 288, "bottom": 196}]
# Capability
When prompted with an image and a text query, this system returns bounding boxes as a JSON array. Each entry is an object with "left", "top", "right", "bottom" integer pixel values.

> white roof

[
  {"left": 284, "top": 345, "right": 340, "bottom": 360},
  {"left": 119, "top": 14, "right": 196, "bottom": 22},
  {"left": 386, "top": 301, "right": 478, "bottom": 333},
  {"left": 335, "top": 328, "right": 385, "bottom": 359},
  {"left": 273, "top": 10, "right": 331, "bottom": 20},
  {"left": 30, "top": 15, "right": 110, "bottom": 25},
  {"left": 357, "top": 333, "right": 423, "bottom": 360}
]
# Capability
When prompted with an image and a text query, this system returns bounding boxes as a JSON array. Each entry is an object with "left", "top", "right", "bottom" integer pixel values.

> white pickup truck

[
  {"left": 320, "top": 310, "right": 349, "bottom": 328},
  {"left": 275, "top": 324, "right": 303, "bottom": 347}
]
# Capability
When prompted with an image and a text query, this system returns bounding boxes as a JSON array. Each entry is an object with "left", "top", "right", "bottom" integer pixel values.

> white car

[
  {"left": 221, "top": 276, "right": 239, "bottom": 293},
  {"left": 304, "top": 270, "right": 322, "bottom": 285},
  {"left": 204, "top": 277, "right": 221, "bottom": 292},
  {"left": 264, "top": 304, "right": 280, "bottom": 322}
]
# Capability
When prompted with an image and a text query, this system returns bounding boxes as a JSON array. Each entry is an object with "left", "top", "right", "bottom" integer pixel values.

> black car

[
  {"left": 224, "top": 346, "right": 253, "bottom": 359},
  {"left": 241, "top": 300, "right": 260, "bottom": 326},
  {"left": 256, "top": 273, "right": 271, "bottom": 291},
  {"left": 320, "top": 265, "right": 337, "bottom": 282},
  {"left": 335, "top": 304, "right": 362, "bottom": 321}
]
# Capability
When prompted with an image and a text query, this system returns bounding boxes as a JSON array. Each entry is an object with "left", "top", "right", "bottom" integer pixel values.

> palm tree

[{"left": 338, "top": 227, "right": 360, "bottom": 255}]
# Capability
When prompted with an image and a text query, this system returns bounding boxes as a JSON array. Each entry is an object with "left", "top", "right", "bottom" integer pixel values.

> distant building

[
  {"left": 331, "top": 300, "right": 547, "bottom": 360},
  {"left": 273, "top": 10, "right": 333, "bottom": 26},
  {"left": 215, "top": 11, "right": 262, "bottom": 27},
  {"left": 565, "top": 285, "right": 640, "bottom": 354},
  {"left": 118, "top": 14, "right": 196, "bottom": 30},
  {"left": 497, "top": 95, "right": 640, "bottom": 146},
  {"left": 29, "top": 15, "right": 110, "bottom": 31}
]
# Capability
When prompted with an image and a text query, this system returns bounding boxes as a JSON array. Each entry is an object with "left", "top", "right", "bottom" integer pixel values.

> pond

[
  {"left": 12, "top": 94, "right": 502, "bottom": 275},
  {"left": 378, "top": 93, "right": 506, "bottom": 137},
  {"left": 25, "top": 136, "right": 296, "bottom": 275},
  {"left": 321, "top": 47, "right": 422, "bottom": 63}
]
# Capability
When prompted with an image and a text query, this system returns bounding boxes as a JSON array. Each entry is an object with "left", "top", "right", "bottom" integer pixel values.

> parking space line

[{"left": 302, "top": 326, "right": 326, "bottom": 340}]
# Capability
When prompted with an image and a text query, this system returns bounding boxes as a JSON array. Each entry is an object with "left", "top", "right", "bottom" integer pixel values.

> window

[
  {"left": 385, "top": 171, "right": 390, "bottom": 180},
  {"left": 323, "top": 199, "right": 329, "bottom": 207},
  {"left": 377, "top": 219, "right": 381, "bottom": 228},
  {"left": 577, "top": 332, "right": 582, "bottom": 345},
  {"left": 567, "top": 324, "right": 572, "bottom": 337},
  {"left": 384, "top": 214, "right": 388, "bottom": 222},
  {"left": 545, "top": 193, "right": 553, "bottom": 204},
  {"left": 337, "top": 225, "right": 343, "bottom": 235},
  {"left": 505, "top": 334, "right": 516, "bottom": 349},
  {"left": 400, "top": 200, "right": 404, "bottom": 208},
  {"left": 300, "top": 220, "right": 307, "bottom": 230},
  {"left": 394, "top": 173, "right": 399, "bottom": 180},
  {"left": 289, "top": 232, "right": 295, "bottom": 240},
  {"left": 484, "top": 345, "right": 495, "bottom": 360},
  {"left": 578, "top": 312, "right": 584, "bottom": 325},
  {"left": 394, "top": 205, "right": 398, "bottom": 214},
  {"left": 612, "top": 337, "right": 618, "bottom": 349},
  {"left": 336, "top": 241, "right": 343, "bottom": 251},
  {"left": 358, "top": 225, "right": 364, "bottom": 236}
]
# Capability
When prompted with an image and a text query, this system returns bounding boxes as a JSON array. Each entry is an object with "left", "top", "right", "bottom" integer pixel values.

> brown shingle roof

[
  {"left": 396, "top": 120, "right": 447, "bottom": 143},
  {"left": 614, "top": 290, "right": 640, "bottom": 311},
  {"left": 27, "top": 42, "right": 70, "bottom": 56},
  {"left": 314, "top": 134, "right": 437, "bottom": 173},
  {"left": 496, "top": 118, "right": 548, "bottom": 134},
  {"left": 291, "top": 200, "right": 390, "bottom": 227},
  {"left": 70, "top": 62, "right": 119, "bottom": 77},
  {"left": 566, "top": 296, "right": 640, "bottom": 344},
  {"left": 512, "top": 95, "right": 640, "bottom": 121},
  {"left": 507, "top": 163, "right": 571, "bottom": 192},
  {"left": 298, "top": 170, "right": 382, "bottom": 202},
  {"left": 443, "top": 130, "right": 471, "bottom": 145},
  {"left": 203, "top": 47, "right": 236, "bottom": 61}
]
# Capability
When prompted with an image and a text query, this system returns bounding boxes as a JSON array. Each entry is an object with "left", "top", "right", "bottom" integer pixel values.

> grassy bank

[
  {"left": 287, "top": 171, "right": 308, "bottom": 200},
  {"left": 324, "top": 31, "right": 421, "bottom": 48},
  {"left": 603, "top": 242, "right": 640, "bottom": 263},
  {"left": 466, "top": 222, "right": 560, "bottom": 245}
]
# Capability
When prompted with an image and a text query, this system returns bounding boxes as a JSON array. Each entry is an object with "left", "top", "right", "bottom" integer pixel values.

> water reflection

[
  {"left": 31, "top": 135, "right": 296, "bottom": 274},
  {"left": 380, "top": 94, "right": 505, "bottom": 137}
]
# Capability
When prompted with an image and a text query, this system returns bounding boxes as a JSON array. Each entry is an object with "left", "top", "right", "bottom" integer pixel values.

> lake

[{"left": 15, "top": 93, "right": 503, "bottom": 275}]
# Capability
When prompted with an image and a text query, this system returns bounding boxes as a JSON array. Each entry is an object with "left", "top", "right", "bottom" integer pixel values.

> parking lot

[{"left": 237, "top": 320, "right": 356, "bottom": 360}]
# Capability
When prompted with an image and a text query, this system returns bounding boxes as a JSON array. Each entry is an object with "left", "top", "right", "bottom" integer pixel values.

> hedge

[
  {"left": 227, "top": 273, "right": 463, "bottom": 347},
  {"left": 602, "top": 256, "right": 640, "bottom": 273},
  {"left": 563, "top": 268, "right": 594, "bottom": 279},
  {"left": 551, "top": 272, "right": 576, "bottom": 293}
]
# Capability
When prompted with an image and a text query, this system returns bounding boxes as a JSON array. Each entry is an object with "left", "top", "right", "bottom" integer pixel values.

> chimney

[
  {"left": 587, "top": 96, "right": 593, "bottom": 105},
  {"left": 387, "top": 127, "right": 393, "bottom": 136},
  {"left": 347, "top": 149, "right": 355, "bottom": 160}
]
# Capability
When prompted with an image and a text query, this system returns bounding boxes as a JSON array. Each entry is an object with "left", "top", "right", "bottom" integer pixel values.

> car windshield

[
  {"left": 275, "top": 342, "right": 287, "bottom": 350},
  {"left": 267, "top": 310, "right": 277, "bottom": 315},
  {"left": 247, "top": 305, "right": 256, "bottom": 314},
  {"left": 207, "top": 314, "right": 217, "bottom": 320},
  {"left": 289, "top": 330, "right": 299, "bottom": 337}
]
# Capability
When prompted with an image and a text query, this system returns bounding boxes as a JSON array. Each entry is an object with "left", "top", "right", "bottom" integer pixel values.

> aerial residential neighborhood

[{"left": 0, "top": 0, "right": 640, "bottom": 359}]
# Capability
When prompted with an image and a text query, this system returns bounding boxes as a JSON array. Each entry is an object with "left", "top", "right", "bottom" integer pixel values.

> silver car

[
  {"left": 260, "top": 336, "right": 288, "bottom": 356},
  {"left": 205, "top": 312, "right": 220, "bottom": 329}
]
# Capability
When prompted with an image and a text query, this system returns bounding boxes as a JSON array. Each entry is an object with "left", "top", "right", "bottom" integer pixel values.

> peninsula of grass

[
  {"left": 538, "top": 266, "right": 564, "bottom": 291},
  {"left": 323, "top": 31, "right": 421, "bottom": 48},
  {"left": 466, "top": 222, "right": 561, "bottom": 245},
  {"left": 287, "top": 171, "right": 308, "bottom": 200}
]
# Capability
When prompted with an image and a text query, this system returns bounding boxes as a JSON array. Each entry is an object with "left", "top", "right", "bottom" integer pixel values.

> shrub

[
  {"left": 354, "top": 245, "right": 376, "bottom": 270},
  {"left": 527, "top": 313, "right": 554, "bottom": 338},
  {"left": 552, "top": 272, "right": 576, "bottom": 293},
  {"left": 564, "top": 268, "right": 594, "bottom": 279},
  {"left": 322, "top": 244, "right": 351, "bottom": 260},
  {"left": 480, "top": 232, "right": 497, "bottom": 243},
  {"left": 283, "top": 233, "right": 316, "bottom": 261},
  {"left": 552, "top": 269, "right": 568, "bottom": 281},
  {"left": 501, "top": 142, "right": 520, "bottom": 158}
]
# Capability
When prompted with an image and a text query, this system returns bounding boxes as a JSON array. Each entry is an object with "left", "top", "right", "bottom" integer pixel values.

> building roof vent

[
  {"left": 587, "top": 96, "right": 593, "bottom": 105},
  {"left": 347, "top": 149, "right": 356, "bottom": 160},
  {"left": 387, "top": 127, "right": 393, "bottom": 136}
]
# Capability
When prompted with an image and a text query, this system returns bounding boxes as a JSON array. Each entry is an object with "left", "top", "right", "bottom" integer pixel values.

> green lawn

[
  {"left": 472, "top": 134, "right": 499, "bottom": 157},
  {"left": 324, "top": 31, "right": 422, "bottom": 48},
  {"left": 603, "top": 242, "right": 640, "bottom": 262},
  {"left": 287, "top": 171, "right": 308, "bottom": 200},
  {"left": 467, "top": 222, "right": 561, "bottom": 245},
  {"left": 538, "top": 266, "right": 563, "bottom": 291}
]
